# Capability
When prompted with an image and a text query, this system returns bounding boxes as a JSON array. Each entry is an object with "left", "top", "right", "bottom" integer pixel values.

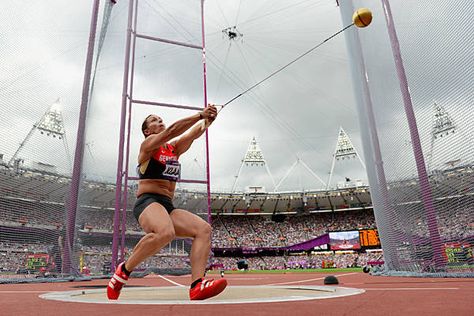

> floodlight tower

[
  {"left": 231, "top": 137, "right": 275, "bottom": 193},
  {"left": 8, "top": 98, "right": 71, "bottom": 168},
  {"left": 427, "top": 101, "right": 457, "bottom": 170},
  {"left": 327, "top": 126, "right": 365, "bottom": 189}
]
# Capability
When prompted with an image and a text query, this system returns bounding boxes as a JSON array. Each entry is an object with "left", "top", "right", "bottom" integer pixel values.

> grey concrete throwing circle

[{"left": 40, "top": 285, "right": 365, "bottom": 305}]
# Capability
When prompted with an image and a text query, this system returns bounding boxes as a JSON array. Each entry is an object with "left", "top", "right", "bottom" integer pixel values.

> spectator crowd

[{"left": 1, "top": 197, "right": 472, "bottom": 277}]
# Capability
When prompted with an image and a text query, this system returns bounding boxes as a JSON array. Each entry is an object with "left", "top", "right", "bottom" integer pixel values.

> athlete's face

[{"left": 145, "top": 115, "right": 165, "bottom": 135}]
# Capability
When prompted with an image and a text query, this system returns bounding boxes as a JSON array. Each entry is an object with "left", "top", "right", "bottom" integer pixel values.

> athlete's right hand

[{"left": 201, "top": 105, "right": 217, "bottom": 120}]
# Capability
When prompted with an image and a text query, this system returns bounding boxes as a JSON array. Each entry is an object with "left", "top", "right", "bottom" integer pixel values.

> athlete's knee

[
  {"left": 145, "top": 229, "right": 175, "bottom": 249},
  {"left": 144, "top": 233, "right": 161, "bottom": 249},
  {"left": 161, "top": 227, "right": 176, "bottom": 243},
  {"left": 198, "top": 222, "right": 212, "bottom": 239}
]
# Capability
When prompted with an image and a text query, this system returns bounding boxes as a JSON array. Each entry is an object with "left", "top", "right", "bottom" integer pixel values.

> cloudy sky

[{"left": 1, "top": 0, "right": 472, "bottom": 193}]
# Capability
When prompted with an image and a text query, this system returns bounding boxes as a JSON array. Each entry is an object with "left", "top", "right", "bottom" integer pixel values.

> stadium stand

[{"left": 2, "top": 162, "right": 472, "bottom": 279}]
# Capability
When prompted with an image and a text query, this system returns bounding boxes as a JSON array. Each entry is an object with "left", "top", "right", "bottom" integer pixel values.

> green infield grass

[{"left": 207, "top": 267, "right": 362, "bottom": 274}]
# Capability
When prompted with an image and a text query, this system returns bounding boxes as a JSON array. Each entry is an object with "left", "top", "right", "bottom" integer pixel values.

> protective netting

[
  {"left": 8, "top": 0, "right": 468, "bottom": 283},
  {"left": 0, "top": 1, "right": 106, "bottom": 282},
  {"left": 0, "top": 0, "right": 209, "bottom": 282},
  {"left": 340, "top": 0, "right": 473, "bottom": 276}
]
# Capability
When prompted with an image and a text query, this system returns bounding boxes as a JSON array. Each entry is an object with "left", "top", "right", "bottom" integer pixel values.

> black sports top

[{"left": 137, "top": 143, "right": 181, "bottom": 182}]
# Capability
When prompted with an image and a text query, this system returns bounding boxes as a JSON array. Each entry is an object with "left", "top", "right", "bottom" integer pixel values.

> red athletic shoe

[
  {"left": 189, "top": 278, "right": 227, "bottom": 300},
  {"left": 107, "top": 262, "right": 129, "bottom": 300}
]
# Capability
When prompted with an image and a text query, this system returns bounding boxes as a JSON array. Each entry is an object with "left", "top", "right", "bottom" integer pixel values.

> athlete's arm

[
  {"left": 139, "top": 113, "right": 199, "bottom": 163},
  {"left": 173, "top": 117, "right": 215, "bottom": 156},
  {"left": 139, "top": 106, "right": 216, "bottom": 162},
  {"left": 173, "top": 105, "right": 217, "bottom": 156}
]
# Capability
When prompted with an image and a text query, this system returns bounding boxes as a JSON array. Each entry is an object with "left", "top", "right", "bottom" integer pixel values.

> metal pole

[
  {"left": 380, "top": 0, "right": 444, "bottom": 269},
  {"left": 201, "top": 0, "right": 212, "bottom": 224},
  {"left": 112, "top": 0, "right": 135, "bottom": 272},
  {"left": 326, "top": 130, "right": 340, "bottom": 190},
  {"left": 338, "top": 0, "right": 399, "bottom": 270},
  {"left": 63, "top": 0, "right": 100, "bottom": 274},
  {"left": 120, "top": 0, "right": 139, "bottom": 263}
]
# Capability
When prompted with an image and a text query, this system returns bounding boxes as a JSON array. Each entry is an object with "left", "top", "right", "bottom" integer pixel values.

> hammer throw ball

[{"left": 353, "top": 8, "right": 373, "bottom": 28}]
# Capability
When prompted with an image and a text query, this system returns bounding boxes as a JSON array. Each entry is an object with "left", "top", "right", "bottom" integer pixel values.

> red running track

[{"left": 0, "top": 272, "right": 473, "bottom": 316}]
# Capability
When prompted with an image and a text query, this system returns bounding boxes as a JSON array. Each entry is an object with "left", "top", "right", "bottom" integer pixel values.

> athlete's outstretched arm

[
  {"left": 173, "top": 118, "right": 214, "bottom": 156},
  {"left": 173, "top": 105, "right": 217, "bottom": 156},
  {"left": 139, "top": 106, "right": 216, "bottom": 161}
]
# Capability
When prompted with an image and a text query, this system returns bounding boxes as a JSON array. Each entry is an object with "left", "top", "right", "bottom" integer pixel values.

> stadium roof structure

[
  {"left": 2, "top": 154, "right": 472, "bottom": 217},
  {"left": 0, "top": 161, "right": 372, "bottom": 216},
  {"left": 0, "top": 163, "right": 127, "bottom": 211}
]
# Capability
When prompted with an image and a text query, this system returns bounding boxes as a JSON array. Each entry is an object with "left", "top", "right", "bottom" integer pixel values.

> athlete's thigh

[
  {"left": 138, "top": 202, "right": 174, "bottom": 234},
  {"left": 169, "top": 209, "right": 210, "bottom": 238}
]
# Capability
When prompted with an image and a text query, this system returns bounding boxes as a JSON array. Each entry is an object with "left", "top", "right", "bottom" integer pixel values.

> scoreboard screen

[
  {"left": 444, "top": 242, "right": 472, "bottom": 263},
  {"left": 329, "top": 230, "right": 361, "bottom": 250},
  {"left": 26, "top": 253, "right": 49, "bottom": 270},
  {"left": 359, "top": 229, "right": 381, "bottom": 247}
]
